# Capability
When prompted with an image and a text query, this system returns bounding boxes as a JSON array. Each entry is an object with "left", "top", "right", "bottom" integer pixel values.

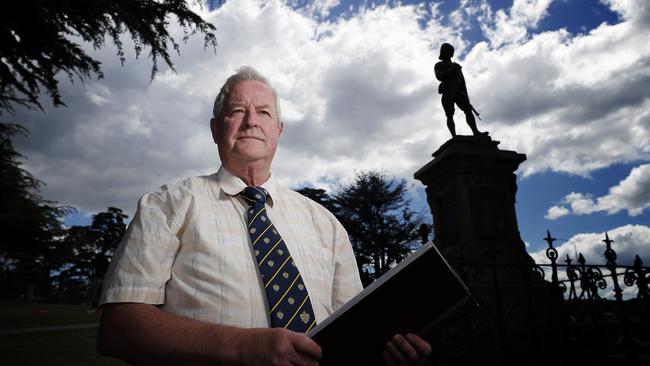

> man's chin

[{"left": 232, "top": 149, "right": 268, "bottom": 163}]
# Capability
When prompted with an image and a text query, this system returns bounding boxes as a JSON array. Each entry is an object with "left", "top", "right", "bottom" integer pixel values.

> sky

[{"left": 11, "top": 0, "right": 650, "bottom": 268}]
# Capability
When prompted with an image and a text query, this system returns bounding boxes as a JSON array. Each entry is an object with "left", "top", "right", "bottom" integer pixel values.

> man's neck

[{"left": 223, "top": 161, "right": 271, "bottom": 186}]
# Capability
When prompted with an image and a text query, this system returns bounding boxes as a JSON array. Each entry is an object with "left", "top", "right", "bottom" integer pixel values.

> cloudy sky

[{"left": 11, "top": 0, "right": 650, "bottom": 267}]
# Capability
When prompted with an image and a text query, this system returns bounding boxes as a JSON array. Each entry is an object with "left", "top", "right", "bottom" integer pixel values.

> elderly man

[{"left": 98, "top": 66, "right": 431, "bottom": 366}]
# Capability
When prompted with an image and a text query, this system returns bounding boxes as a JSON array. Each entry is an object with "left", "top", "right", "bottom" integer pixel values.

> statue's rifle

[
  {"left": 462, "top": 88, "right": 482, "bottom": 120},
  {"left": 470, "top": 105, "right": 482, "bottom": 120}
]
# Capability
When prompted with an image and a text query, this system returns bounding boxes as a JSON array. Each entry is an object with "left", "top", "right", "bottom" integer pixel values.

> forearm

[
  {"left": 434, "top": 63, "right": 459, "bottom": 81},
  {"left": 97, "top": 303, "right": 247, "bottom": 366}
]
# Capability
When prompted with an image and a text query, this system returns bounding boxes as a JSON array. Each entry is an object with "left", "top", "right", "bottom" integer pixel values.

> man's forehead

[{"left": 227, "top": 80, "right": 275, "bottom": 103}]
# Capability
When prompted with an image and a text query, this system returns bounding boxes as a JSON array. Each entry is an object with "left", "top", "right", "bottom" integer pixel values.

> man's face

[{"left": 211, "top": 80, "right": 283, "bottom": 169}]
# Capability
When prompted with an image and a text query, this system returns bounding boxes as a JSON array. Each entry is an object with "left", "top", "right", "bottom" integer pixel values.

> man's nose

[{"left": 243, "top": 109, "right": 258, "bottom": 128}]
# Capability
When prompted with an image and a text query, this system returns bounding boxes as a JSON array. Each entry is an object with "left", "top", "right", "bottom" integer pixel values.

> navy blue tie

[{"left": 240, "top": 186, "right": 317, "bottom": 332}]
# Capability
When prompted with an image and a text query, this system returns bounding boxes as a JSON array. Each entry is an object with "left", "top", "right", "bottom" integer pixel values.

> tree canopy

[
  {"left": 294, "top": 187, "right": 339, "bottom": 216},
  {"left": 296, "top": 171, "right": 425, "bottom": 286},
  {"left": 0, "top": 0, "right": 217, "bottom": 113},
  {"left": 59, "top": 207, "right": 127, "bottom": 305},
  {"left": 0, "top": 123, "right": 71, "bottom": 300},
  {"left": 334, "top": 171, "right": 424, "bottom": 285}
]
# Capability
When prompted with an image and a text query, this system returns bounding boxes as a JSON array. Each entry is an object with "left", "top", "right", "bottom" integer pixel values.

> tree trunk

[{"left": 23, "top": 282, "right": 35, "bottom": 302}]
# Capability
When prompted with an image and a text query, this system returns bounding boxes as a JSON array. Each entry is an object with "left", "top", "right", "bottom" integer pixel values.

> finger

[
  {"left": 383, "top": 349, "right": 398, "bottom": 366},
  {"left": 391, "top": 334, "right": 419, "bottom": 364},
  {"left": 385, "top": 339, "right": 409, "bottom": 365},
  {"left": 406, "top": 333, "right": 432, "bottom": 357},
  {"left": 293, "top": 333, "right": 322, "bottom": 360},
  {"left": 293, "top": 354, "right": 320, "bottom": 366}
]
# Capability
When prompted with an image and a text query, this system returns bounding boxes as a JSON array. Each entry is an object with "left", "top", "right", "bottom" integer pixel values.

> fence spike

[
  {"left": 544, "top": 229, "right": 556, "bottom": 248},
  {"left": 634, "top": 254, "right": 643, "bottom": 268},
  {"left": 565, "top": 254, "right": 572, "bottom": 265},
  {"left": 603, "top": 232, "right": 614, "bottom": 249}
]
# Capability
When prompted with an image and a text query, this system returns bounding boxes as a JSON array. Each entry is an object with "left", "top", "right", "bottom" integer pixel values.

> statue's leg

[
  {"left": 465, "top": 110, "right": 481, "bottom": 135},
  {"left": 442, "top": 95, "right": 456, "bottom": 137},
  {"left": 447, "top": 117, "right": 456, "bottom": 137},
  {"left": 458, "top": 96, "right": 486, "bottom": 136}
]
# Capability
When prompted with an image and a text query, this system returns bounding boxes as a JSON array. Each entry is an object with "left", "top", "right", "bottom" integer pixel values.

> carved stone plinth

[
  {"left": 414, "top": 135, "right": 530, "bottom": 271},
  {"left": 415, "top": 136, "right": 568, "bottom": 365}
]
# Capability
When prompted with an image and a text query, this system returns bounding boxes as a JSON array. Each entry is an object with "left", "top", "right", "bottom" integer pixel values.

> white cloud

[
  {"left": 480, "top": 0, "right": 553, "bottom": 47},
  {"left": 530, "top": 224, "right": 650, "bottom": 266},
  {"left": 546, "top": 164, "right": 650, "bottom": 219},
  {"left": 529, "top": 224, "right": 650, "bottom": 299},
  {"left": 300, "top": 0, "right": 340, "bottom": 19},
  {"left": 467, "top": 2, "right": 650, "bottom": 176},
  {"left": 9, "top": 0, "right": 650, "bottom": 219},
  {"left": 544, "top": 205, "right": 569, "bottom": 220}
]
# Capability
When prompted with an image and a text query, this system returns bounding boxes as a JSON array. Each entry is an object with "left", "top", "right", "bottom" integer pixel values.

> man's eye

[
  {"left": 259, "top": 110, "right": 272, "bottom": 117},
  {"left": 229, "top": 108, "right": 244, "bottom": 116}
]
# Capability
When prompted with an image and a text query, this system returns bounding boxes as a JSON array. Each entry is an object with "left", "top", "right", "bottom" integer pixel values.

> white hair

[{"left": 212, "top": 66, "right": 281, "bottom": 122}]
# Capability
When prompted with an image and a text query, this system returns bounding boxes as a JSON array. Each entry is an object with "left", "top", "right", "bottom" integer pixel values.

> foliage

[
  {"left": 297, "top": 171, "right": 424, "bottom": 286},
  {"left": 294, "top": 187, "right": 339, "bottom": 216},
  {"left": 0, "top": 123, "right": 71, "bottom": 300},
  {"left": 0, "top": 0, "right": 217, "bottom": 113},
  {"left": 57, "top": 207, "right": 127, "bottom": 305},
  {"left": 334, "top": 171, "right": 423, "bottom": 285}
]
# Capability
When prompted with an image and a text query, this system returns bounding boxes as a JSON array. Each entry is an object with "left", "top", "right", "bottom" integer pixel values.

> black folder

[{"left": 308, "top": 241, "right": 478, "bottom": 365}]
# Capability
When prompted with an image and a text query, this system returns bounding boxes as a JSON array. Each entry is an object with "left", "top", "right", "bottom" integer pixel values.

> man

[
  {"left": 97, "top": 66, "right": 432, "bottom": 365},
  {"left": 434, "top": 43, "right": 487, "bottom": 137}
]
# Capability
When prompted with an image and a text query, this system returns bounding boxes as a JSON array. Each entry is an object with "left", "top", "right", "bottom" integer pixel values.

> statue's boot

[{"left": 466, "top": 113, "right": 488, "bottom": 136}]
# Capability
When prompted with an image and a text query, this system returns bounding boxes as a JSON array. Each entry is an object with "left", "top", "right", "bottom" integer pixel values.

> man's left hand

[{"left": 383, "top": 333, "right": 432, "bottom": 366}]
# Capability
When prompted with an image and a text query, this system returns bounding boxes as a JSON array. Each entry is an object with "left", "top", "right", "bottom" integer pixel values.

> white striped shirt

[{"left": 99, "top": 166, "right": 363, "bottom": 328}]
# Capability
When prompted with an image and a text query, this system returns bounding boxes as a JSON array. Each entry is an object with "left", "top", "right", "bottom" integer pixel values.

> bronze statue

[{"left": 434, "top": 43, "right": 487, "bottom": 137}]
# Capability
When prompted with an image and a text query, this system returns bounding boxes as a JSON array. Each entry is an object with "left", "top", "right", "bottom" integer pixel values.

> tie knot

[{"left": 240, "top": 186, "right": 267, "bottom": 205}]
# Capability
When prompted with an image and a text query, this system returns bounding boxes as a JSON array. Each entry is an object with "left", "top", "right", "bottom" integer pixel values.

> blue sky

[{"left": 14, "top": 0, "right": 650, "bottom": 265}]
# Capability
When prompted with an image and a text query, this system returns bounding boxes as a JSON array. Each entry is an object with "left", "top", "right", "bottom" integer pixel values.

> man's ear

[
  {"left": 210, "top": 117, "right": 219, "bottom": 144},
  {"left": 278, "top": 120, "right": 284, "bottom": 136}
]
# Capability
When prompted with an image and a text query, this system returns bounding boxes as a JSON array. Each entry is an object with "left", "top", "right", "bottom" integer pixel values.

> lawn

[
  {"left": 0, "top": 301, "right": 100, "bottom": 330},
  {"left": 0, "top": 301, "right": 126, "bottom": 365}
]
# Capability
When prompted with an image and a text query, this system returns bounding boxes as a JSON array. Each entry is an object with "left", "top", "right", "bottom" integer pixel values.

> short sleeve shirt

[{"left": 99, "top": 166, "right": 363, "bottom": 328}]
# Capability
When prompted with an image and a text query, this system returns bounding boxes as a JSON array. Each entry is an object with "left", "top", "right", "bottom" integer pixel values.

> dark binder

[{"left": 308, "top": 241, "right": 478, "bottom": 365}]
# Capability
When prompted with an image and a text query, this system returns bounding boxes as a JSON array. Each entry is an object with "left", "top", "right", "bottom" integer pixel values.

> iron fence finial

[{"left": 544, "top": 229, "right": 556, "bottom": 248}]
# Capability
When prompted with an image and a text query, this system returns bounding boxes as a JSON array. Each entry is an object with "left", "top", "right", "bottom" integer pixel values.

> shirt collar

[{"left": 218, "top": 165, "right": 278, "bottom": 206}]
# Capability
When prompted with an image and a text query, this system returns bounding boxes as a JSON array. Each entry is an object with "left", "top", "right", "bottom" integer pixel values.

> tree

[
  {"left": 333, "top": 171, "right": 423, "bottom": 286},
  {"left": 58, "top": 207, "right": 127, "bottom": 306},
  {"left": 0, "top": 123, "right": 71, "bottom": 301},
  {"left": 294, "top": 187, "right": 339, "bottom": 216},
  {"left": 0, "top": 0, "right": 217, "bottom": 113}
]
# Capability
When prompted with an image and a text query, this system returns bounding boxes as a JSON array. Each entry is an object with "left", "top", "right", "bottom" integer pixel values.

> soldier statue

[{"left": 434, "top": 43, "right": 487, "bottom": 137}]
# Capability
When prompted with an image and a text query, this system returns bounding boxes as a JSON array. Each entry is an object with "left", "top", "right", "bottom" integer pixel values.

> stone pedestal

[
  {"left": 415, "top": 136, "right": 568, "bottom": 365},
  {"left": 414, "top": 135, "right": 530, "bottom": 269}
]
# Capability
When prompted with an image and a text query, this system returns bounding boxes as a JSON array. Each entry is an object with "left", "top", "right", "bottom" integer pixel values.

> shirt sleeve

[
  {"left": 329, "top": 216, "right": 364, "bottom": 311},
  {"left": 99, "top": 185, "right": 191, "bottom": 306}
]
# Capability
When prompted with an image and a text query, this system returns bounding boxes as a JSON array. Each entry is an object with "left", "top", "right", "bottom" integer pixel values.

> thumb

[{"left": 293, "top": 333, "right": 322, "bottom": 360}]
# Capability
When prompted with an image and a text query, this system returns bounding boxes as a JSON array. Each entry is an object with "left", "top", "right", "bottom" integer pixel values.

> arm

[
  {"left": 98, "top": 188, "right": 320, "bottom": 365},
  {"left": 434, "top": 61, "right": 460, "bottom": 82},
  {"left": 98, "top": 303, "right": 322, "bottom": 366}
]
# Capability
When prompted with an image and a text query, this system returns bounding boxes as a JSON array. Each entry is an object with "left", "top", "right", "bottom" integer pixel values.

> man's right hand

[
  {"left": 98, "top": 303, "right": 322, "bottom": 366},
  {"left": 237, "top": 328, "right": 322, "bottom": 366}
]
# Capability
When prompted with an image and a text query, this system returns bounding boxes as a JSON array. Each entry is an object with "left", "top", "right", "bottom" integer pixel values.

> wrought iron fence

[{"left": 432, "top": 231, "right": 650, "bottom": 366}]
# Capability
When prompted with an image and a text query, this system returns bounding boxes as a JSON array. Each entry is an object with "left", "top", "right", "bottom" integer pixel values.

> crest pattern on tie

[{"left": 240, "top": 186, "right": 317, "bottom": 333}]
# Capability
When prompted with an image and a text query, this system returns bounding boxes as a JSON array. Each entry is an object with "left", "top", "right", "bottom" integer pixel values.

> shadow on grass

[
  {"left": 0, "top": 327, "right": 126, "bottom": 366},
  {"left": 0, "top": 301, "right": 125, "bottom": 365}
]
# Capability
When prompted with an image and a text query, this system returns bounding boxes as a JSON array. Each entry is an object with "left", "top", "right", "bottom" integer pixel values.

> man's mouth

[{"left": 237, "top": 135, "right": 264, "bottom": 141}]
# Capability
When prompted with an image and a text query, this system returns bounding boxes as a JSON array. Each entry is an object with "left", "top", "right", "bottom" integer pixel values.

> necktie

[{"left": 240, "top": 186, "right": 317, "bottom": 333}]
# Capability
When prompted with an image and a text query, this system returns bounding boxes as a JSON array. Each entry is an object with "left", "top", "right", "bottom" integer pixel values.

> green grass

[
  {"left": 0, "top": 327, "right": 126, "bottom": 366},
  {"left": 0, "top": 301, "right": 100, "bottom": 330},
  {"left": 0, "top": 301, "right": 125, "bottom": 365}
]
